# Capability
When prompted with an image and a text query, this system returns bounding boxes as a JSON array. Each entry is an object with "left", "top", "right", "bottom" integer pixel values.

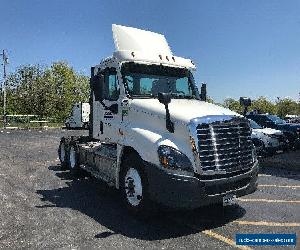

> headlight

[{"left": 157, "top": 145, "right": 193, "bottom": 174}]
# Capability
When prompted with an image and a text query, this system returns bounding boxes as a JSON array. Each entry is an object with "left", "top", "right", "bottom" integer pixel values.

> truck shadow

[{"left": 36, "top": 165, "right": 246, "bottom": 241}]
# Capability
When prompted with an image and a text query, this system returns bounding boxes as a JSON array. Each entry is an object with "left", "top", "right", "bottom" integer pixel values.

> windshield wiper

[
  {"left": 132, "top": 94, "right": 154, "bottom": 98},
  {"left": 170, "top": 93, "right": 197, "bottom": 100}
]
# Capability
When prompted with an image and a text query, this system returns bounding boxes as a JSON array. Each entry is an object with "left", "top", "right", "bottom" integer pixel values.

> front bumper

[{"left": 145, "top": 161, "right": 259, "bottom": 209}]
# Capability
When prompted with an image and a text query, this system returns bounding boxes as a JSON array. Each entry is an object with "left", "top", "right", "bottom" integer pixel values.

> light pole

[{"left": 1, "top": 50, "right": 9, "bottom": 128}]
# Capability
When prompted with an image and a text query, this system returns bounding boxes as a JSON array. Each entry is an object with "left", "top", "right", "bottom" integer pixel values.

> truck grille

[{"left": 196, "top": 117, "right": 253, "bottom": 173}]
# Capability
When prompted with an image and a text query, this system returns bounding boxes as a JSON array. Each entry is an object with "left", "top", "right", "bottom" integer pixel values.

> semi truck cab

[{"left": 59, "top": 24, "right": 258, "bottom": 214}]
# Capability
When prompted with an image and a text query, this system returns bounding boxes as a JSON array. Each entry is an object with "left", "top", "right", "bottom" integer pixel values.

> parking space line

[
  {"left": 237, "top": 198, "right": 300, "bottom": 204},
  {"left": 258, "top": 174, "right": 272, "bottom": 177},
  {"left": 258, "top": 184, "right": 300, "bottom": 188},
  {"left": 233, "top": 220, "right": 300, "bottom": 227},
  {"left": 202, "top": 230, "right": 252, "bottom": 250},
  {"left": 172, "top": 218, "right": 252, "bottom": 250}
]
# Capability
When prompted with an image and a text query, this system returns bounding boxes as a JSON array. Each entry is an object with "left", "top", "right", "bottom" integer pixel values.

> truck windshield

[
  {"left": 249, "top": 119, "right": 262, "bottom": 129},
  {"left": 121, "top": 63, "right": 199, "bottom": 99},
  {"left": 267, "top": 115, "right": 286, "bottom": 124}
]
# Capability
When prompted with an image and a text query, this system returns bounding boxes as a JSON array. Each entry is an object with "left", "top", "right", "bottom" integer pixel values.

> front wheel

[{"left": 120, "top": 153, "right": 156, "bottom": 217}]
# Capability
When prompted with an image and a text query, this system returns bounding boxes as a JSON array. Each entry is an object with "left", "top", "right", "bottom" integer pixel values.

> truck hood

[
  {"left": 131, "top": 99, "right": 239, "bottom": 123},
  {"left": 252, "top": 128, "right": 282, "bottom": 135}
]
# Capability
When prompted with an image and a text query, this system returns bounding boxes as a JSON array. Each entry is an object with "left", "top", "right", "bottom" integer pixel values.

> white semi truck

[
  {"left": 65, "top": 102, "right": 90, "bottom": 129},
  {"left": 58, "top": 25, "right": 258, "bottom": 214}
]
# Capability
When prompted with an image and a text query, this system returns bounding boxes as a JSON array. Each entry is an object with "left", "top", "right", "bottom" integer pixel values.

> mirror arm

[
  {"left": 158, "top": 92, "right": 174, "bottom": 133},
  {"left": 99, "top": 100, "right": 109, "bottom": 110},
  {"left": 164, "top": 104, "right": 174, "bottom": 133}
]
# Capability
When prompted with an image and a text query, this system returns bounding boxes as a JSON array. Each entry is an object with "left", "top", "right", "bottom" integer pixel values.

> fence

[{"left": 0, "top": 115, "right": 63, "bottom": 129}]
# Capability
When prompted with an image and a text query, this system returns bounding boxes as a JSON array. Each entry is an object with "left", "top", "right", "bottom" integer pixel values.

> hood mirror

[{"left": 158, "top": 92, "right": 171, "bottom": 105}]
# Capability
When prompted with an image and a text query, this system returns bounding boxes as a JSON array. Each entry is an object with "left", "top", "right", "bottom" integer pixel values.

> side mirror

[
  {"left": 200, "top": 83, "right": 207, "bottom": 101},
  {"left": 158, "top": 92, "right": 171, "bottom": 105},
  {"left": 239, "top": 97, "right": 251, "bottom": 107},
  {"left": 90, "top": 74, "right": 104, "bottom": 102},
  {"left": 239, "top": 97, "right": 251, "bottom": 116}
]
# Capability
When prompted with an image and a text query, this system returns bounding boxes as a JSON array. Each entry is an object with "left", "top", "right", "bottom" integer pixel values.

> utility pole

[{"left": 1, "top": 50, "right": 9, "bottom": 128}]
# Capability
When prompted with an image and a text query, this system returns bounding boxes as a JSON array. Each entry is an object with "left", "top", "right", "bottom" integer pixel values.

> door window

[{"left": 105, "top": 69, "right": 119, "bottom": 101}]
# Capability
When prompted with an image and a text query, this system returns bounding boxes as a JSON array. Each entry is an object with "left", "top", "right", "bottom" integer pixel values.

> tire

[
  {"left": 68, "top": 143, "right": 82, "bottom": 176},
  {"left": 58, "top": 139, "right": 69, "bottom": 169},
  {"left": 120, "top": 153, "right": 156, "bottom": 217}
]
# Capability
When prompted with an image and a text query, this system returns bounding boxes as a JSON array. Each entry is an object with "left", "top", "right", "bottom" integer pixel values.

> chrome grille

[{"left": 196, "top": 117, "right": 253, "bottom": 172}]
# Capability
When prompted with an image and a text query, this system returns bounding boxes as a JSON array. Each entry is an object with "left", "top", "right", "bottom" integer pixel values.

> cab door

[{"left": 99, "top": 67, "right": 121, "bottom": 143}]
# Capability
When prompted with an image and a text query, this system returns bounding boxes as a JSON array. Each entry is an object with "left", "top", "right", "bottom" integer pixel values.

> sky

[{"left": 1, "top": 0, "right": 299, "bottom": 103}]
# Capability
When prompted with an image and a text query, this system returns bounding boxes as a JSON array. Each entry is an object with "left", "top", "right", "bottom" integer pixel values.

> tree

[
  {"left": 223, "top": 98, "right": 243, "bottom": 113},
  {"left": 43, "top": 61, "right": 89, "bottom": 121},
  {"left": 206, "top": 96, "right": 215, "bottom": 104},
  {"left": 276, "top": 98, "right": 299, "bottom": 118},
  {"left": 5, "top": 64, "right": 45, "bottom": 115},
  {"left": 250, "top": 96, "right": 276, "bottom": 114},
  {"left": 3, "top": 61, "right": 89, "bottom": 122}
]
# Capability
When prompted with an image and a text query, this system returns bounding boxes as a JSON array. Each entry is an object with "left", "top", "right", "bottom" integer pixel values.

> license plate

[{"left": 223, "top": 194, "right": 237, "bottom": 206}]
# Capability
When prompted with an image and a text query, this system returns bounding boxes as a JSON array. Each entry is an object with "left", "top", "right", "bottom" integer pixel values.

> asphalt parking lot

[{"left": 0, "top": 129, "right": 299, "bottom": 249}]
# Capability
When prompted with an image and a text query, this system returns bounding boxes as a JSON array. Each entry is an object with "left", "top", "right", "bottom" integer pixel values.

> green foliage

[
  {"left": 276, "top": 98, "right": 300, "bottom": 118},
  {"left": 222, "top": 96, "right": 299, "bottom": 117},
  {"left": 250, "top": 96, "right": 277, "bottom": 114},
  {"left": 223, "top": 98, "right": 243, "bottom": 113},
  {"left": 2, "top": 61, "right": 89, "bottom": 122},
  {"left": 206, "top": 96, "right": 215, "bottom": 104}
]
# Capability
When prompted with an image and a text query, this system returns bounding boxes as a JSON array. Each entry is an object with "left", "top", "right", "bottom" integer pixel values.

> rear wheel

[
  {"left": 58, "top": 139, "right": 69, "bottom": 168},
  {"left": 68, "top": 144, "right": 82, "bottom": 176},
  {"left": 120, "top": 153, "right": 156, "bottom": 217}
]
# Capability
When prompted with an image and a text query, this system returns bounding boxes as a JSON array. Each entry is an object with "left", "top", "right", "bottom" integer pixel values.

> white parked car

[{"left": 249, "top": 119, "right": 287, "bottom": 156}]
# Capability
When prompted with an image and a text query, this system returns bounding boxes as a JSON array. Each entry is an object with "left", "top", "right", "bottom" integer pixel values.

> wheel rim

[
  {"left": 60, "top": 144, "right": 65, "bottom": 162},
  {"left": 69, "top": 147, "right": 76, "bottom": 169},
  {"left": 124, "top": 168, "right": 143, "bottom": 206}
]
